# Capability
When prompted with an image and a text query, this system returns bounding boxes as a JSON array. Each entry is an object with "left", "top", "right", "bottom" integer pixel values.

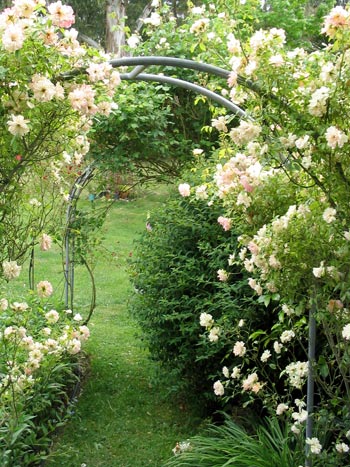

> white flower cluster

[
  {"left": 1, "top": 297, "right": 90, "bottom": 397},
  {"left": 285, "top": 361, "right": 308, "bottom": 389},
  {"left": 199, "top": 312, "right": 220, "bottom": 342}
]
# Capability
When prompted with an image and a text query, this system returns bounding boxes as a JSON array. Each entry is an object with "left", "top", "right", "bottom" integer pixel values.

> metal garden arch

[
  {"left": 64, "top": 55, "right": 248, "bottom": 314},
  {"left": 64, "top": 56, "right": 316, "bottom": 466}
]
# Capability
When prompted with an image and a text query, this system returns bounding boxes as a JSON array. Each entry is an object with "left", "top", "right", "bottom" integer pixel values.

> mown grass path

[{"left": 45, "top": 189, "right": 200, "bottom": 467}]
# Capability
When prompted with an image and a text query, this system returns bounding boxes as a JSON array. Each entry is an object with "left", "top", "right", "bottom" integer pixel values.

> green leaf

[{"left": 249, "top": 329, "right": 267, "bottom": 340}]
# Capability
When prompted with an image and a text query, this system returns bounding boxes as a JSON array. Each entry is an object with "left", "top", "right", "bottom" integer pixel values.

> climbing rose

[
  {"left": 336, "top": 443, "right": 349, "bottom": 453},
  {"left": 322, "top": 207, "right": 336, "bottom": 223},
  {"left": 233, "top": 341, "right": 246, "bottom": 357},
  {"left": 45, "top": 309, "right": 59, "bottom": 324},
  {"left": 342, "top": 324, "right": 350, "bottom": 340},
  {"left": 200, "top": 312, "right": 214, "bottom": 328},
  {"left": 178, "top": 183, "right": 191, "bottom": 197},
  {"left": 37, "top": 280, "right": 53, "bottom": 298},
  {"left": 217, "top": 216, "right": 232, "bottom": 231},
  {"left": 2, "top": 260, "right": 21, "bottom": 280},
  {"left": 217, "top": 269, "right": 229, "bottom": 282},
  {"left": 7, "top": 114, "right": 30, "bottom": 136},
  {"left": 2, "top": 24, "right": 25, "bottom": 52},
  {"left": 276, "top": 403, "right": 289, "bottom": 415},
  {"left": 213, "top": 380, "right": 225, "bottom": 396},
  {"left": 48, "top": 1, "right": 75, "bottom": 28},
  {"left": 306, "top": 437, "right": 322, "bottom": 455},
  {"left": 325, "top": 126, "right": 348, "bottom": 149},
  {"left": 40, "top": 233, "right": 52, "bottom": 251}
]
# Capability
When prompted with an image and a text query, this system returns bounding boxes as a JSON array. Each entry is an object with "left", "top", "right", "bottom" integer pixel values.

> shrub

[{"left": 129, "top": 189, "right": 267, "bottom": 404}]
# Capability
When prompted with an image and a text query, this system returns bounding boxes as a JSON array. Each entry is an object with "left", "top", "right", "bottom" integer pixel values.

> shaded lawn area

[{"left": 44, "top": 186, "right": 201, "bottom": 467}]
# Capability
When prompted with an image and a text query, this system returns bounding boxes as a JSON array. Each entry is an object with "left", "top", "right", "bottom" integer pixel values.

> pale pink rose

[
  {"left": 212, "top": 116, "right": 228, "bottom": 132},
  {"left": 342, "top": 324, "right": 350, "bottom": 340},
  {"left": 11, "top": 301, "right": 29, "bottom": 312},
  {"left": 2, "top": 24, "right": 25, "bottom": 52},
  {"left": 248, "top": 277, "right": 263, "bottom": 295},
  {"left": 213, "top": 380, "right": 224, "bottom": 396},
  {"left": 45, "top": 309, "right": 59, "bottom": 324},
  {"left": 2, "top": 260, "right": 21, "bottom": 280},
  {"left": 251, "top": 382, "right": 264, "bottom": 393},
  {"left": 40, "top": 233, "right": 52, "bottom": 251},
  {"left": 7, "top": 114, "right": 30, "bottom": 137},
  {"left": 248, "top": 241, "right": 259, "bottom": 255},
  {"left": 30, "top": 75, "right": 56, "bottom": 102},
  {"left": 322, "top": 207, "right": 336, "bottom": 223},
  {"left": 306, "top": 437, "right": 322, "bottom": 455},
  {"left": 208, "top": 326, "right": 220, "bottom": 342},
  {"left": 242, "top": 372, "right": 258, "bottom": 391},
  {"left": 325, "top": 126, "right": 348, "bottom": 149},
  {"left": 42, "top": 26, "right": 59, "bottom": 45},
  {"left": 230, "top": 121, "right": 261, "bottom": 146},
  {"left": 86, "top": 62, "right": 112, "bottom": 82},
  {"left": 109, "top": 70, "right": 121, "bottom": 88},
  {"left": 322, "top": 6, "right": 350, "bottom": 38},
  {"left": 217, "top": 269, "right": 229, "bottom": 282},
  {"left": 269, "top": 54, "right": 284, "bottom": 67},
  {"left": 127, "top": 34, "right": 140, "bottom": 48},
  {"left": 79, "top": 325, "right": 90, "bottom": 340},
  {"left": 217, "top": 216, "right": 232, "bottom": 231},
  {"left": 240, "top": 175, "right": 253, "bottom": 192},
  {"left": 97, "top": 101, "right": 113, "bottom": 116},
  {"left": 190, "top": 18, "right": 209, "bottom": 34},
  {"left": 227, "top": 70, "right": 238, "bottom": 87},
  {"left": 48, "top": 1, "right": 75, "bottom": 28},
  {"left": 178, "top": 183, "right": 190, "bottom": 197},
  {"left": 233, "top": 341, "right": 246, "bottom": 357},
  {"left": 67, "top": 338, "right": 81, "bottom": 354},
  {"left": 336, "top": 443, "right": 349, "bottom": 453},
  {"left": 13, "top": 0, "right": 37, "bottom": 18},
  {"left": 37, "top": 280, "right": 53, "bottom": 298},
  {"left": 68, "top": 85, "right": 97, "bottom": 115},
  {"left": 276, "top": 403, "right": 289, "bottom": 415}
]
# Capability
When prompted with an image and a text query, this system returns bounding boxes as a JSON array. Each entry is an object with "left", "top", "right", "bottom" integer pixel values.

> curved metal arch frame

[{"left": 64, "top": 55, "right": 247, "bottom": 312}]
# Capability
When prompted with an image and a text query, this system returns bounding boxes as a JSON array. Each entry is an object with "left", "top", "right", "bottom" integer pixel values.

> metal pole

[
  {"left": 121, "top": 72, "right": 247, "bottom": 118},
  {"left": 305, "top": 300, "right": 317, "bottom": 467},
  {"left": 64, "top": 199, "right": 73, "bottom": 309}
]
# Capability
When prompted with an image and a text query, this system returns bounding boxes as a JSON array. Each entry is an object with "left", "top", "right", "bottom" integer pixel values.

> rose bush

[
  {"left": 167, "top": 3, "right": 350, "bottom": 465},
  {"left": 128, "top": 1, "right": 350, "bottom": 465},
  {"left": 0, "top": 274, "right": 90, "bottom": 465},
  {"left": 0, "top": 0, "right": 120, "bottom": 274}
]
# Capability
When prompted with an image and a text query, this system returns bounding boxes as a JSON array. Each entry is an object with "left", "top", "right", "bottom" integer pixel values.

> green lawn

[{"left": 40, "top": 186, "right": 201, "bottom": 467}]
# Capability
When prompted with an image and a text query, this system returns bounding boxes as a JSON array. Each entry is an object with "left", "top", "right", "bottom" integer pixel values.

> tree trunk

[
  {"left": 105, "top": 0, "right": 126, "bottom": 56},
  {"left": 135, "top": 2, "right": 153, "bottom": 33}
]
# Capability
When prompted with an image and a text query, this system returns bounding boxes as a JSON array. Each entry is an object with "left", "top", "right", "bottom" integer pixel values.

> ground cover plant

[{"left": 164, "top": 415, "right": 304, "bottom": 467}]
